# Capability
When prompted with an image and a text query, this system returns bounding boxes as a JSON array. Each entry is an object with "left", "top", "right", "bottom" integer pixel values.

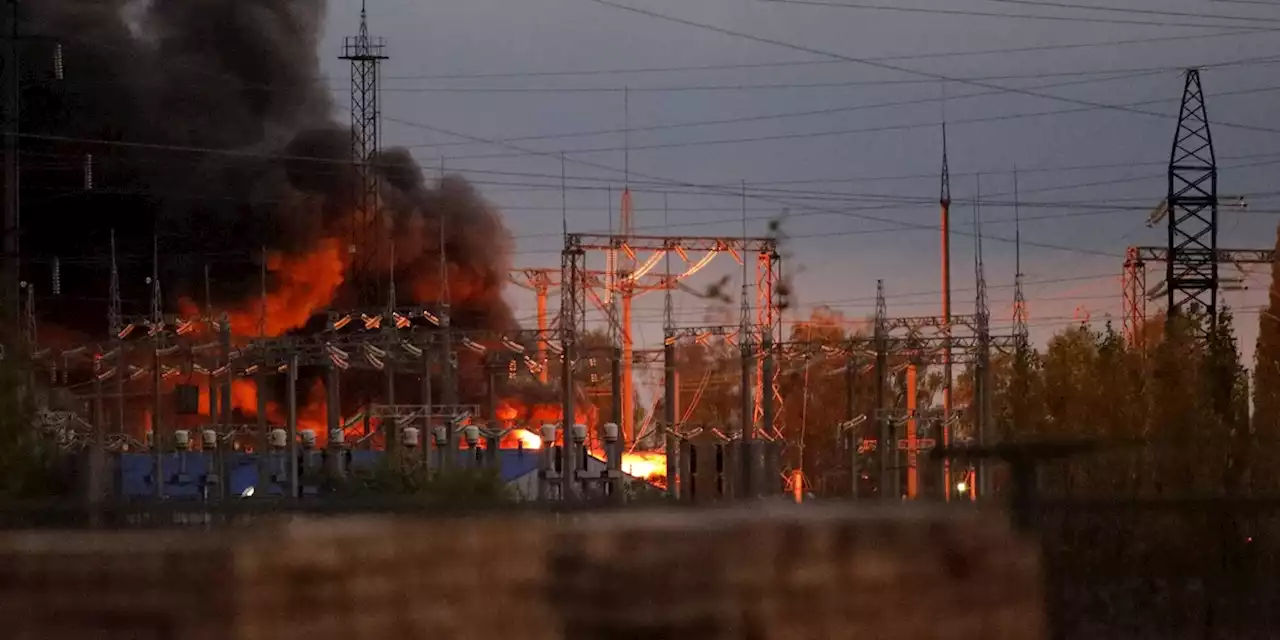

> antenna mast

[
  {"left": 341, "top": 0, "right": 389, "bottom": 307},
  {"left": 973, "top": 175, "right": 991, "bottom": 500},
  {"left": 1013, "top": 169, "right": 1028, "bottom": 347},
  {"left": 108, "top": 230, "right": 122, "bottom": 336},
  {"left": 939, "top": 120, "right": 954, "bottom": 501}
]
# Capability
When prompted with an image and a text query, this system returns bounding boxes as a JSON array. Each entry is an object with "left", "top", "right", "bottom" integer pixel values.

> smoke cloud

[{"left": 27, "top": 0, "right": 516, "bottom": 339}]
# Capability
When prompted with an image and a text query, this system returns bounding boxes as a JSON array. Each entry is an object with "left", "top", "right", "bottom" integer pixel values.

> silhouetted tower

[
  {"left": 939, "top": 123, "right": 954, "bottom": 500},
  {"left": 2, "top": 2, "right": 20, "bottom": 327},
  {"left": 1012, "top": 169, "right": 1028, "bottom": 348},
  {"left": 1166, "top": 68, "right": 1218, "bottom": 337},
  {"left": 341, "top": 0, "right": 389, "bottom": 307},
  {"left": 874, "top": 280, "right": 891, "bottom": 498},
  {"left": 973, "top": 177, "right": 991, "bottom": 499}
]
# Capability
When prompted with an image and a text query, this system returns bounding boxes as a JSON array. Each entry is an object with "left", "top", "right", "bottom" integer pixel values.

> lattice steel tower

[
  {"left": 1166, "top": 69, "right": 1218, "bottom": 336},
  {"left": 341, "top": 1, "right": 389, "bottom": 306}
]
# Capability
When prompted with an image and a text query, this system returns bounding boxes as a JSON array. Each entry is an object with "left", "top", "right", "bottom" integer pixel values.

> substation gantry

[
  {"left": 508, "top": 266, "right": 678, "bottom": 386},
  {"left": 1122, "top": 246, "right": 1273, "bottom": 346},
  {"left": 561, "top": 233, "right": 783, "bottom": 448},
  {"left": 1115, "top": 69, "right": 1278, "bottom": 347},
  {"left": 655, "top": 282, "right": 1018, "bottom": 502},
  {"left": 31, "top": 305, "right": 565, "bottom": 496}
]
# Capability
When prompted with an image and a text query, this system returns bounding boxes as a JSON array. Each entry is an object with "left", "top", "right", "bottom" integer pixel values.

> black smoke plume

[
  {"left": 20, "top": 0, "right": 531, "bottom": 419},
  {"left": 25, "top": 0, "right": 516, "bottom": 339}
]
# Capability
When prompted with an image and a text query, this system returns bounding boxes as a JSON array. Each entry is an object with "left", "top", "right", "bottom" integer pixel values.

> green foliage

[
  {"left": 0, "top": 359, "right": 66, "bottom": 499},
  {"left": 336, "top": 457, "right": 516, "bottom": 505},
  {"left": 665, "top": 297, "right": 1267, "bottom": 498}
]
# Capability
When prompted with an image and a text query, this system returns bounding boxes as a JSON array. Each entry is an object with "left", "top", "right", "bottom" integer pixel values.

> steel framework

[
  {"left": 1122, "top": 246, "right": 1272, "bottom": 346},
  {"left": 1166, "top": 69, "right": 1219, "bottom": 336},
  {"left": 563, "top": 233, "right": 782, "bottom": 446},
  {"left": 509, "top": 266, "right": 677, "bottom": 388},
  {"left": 659, "top": 286, "right": 1016, "bottom": 502},
  {"left": 340, "top": 1, "right": 389, "bottom": 307}
]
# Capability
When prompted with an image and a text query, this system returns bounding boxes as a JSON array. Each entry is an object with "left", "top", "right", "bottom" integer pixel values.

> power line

[
  {"left": 426, "top": 80, "right": 1280, "bottom": 161},
  {"left": 379, "top": 65, "right": 1243, "bottom": 94},
  {"left": 408, "top": 64, "right": 1280, "bottom": 151},
  {"left": 580, "top": 0, "right": 1280, "bottom": 136},
  {"left": 377, "top": 26, "right": 1272, "bottom": 80},
  {"left": 759, "top": 0, "right": 1280, "bottom": 27},
  {"left": 981, "top": 0, "right": 1280, "bottom": 23}
]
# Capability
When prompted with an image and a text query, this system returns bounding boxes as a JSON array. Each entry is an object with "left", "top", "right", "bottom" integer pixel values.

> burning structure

[
  {"left": 14, "top": 0, "right": 793, "bottom": 503},
  {"left": 21, "top": 4, "right": 525, "bottom": 411},
  {"left": 26, "top": 1, "right": 515, "bottom": 347}
]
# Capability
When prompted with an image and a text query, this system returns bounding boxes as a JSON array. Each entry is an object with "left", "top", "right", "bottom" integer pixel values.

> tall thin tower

[
  {"left": 973, "top": 177, "right": 992, "bottom": 499},
  {"left": 939, "top": 123, "right": 954, "bottom": 500},
  {"left": 3, "top": 1, "right": 21, "bottom": 326},
  {"left": 1012, "top": 169, "right": 1028, "bottom": 347},
  {"left": 341, "top": 0, "right": 389, "bottom": 307},
  {"left": 1166, "top": 68, "right": 1218, "bottom": 338}
]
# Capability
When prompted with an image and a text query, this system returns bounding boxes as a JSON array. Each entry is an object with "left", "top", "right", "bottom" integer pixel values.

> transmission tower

[
  {"left": 1012, "top": 169, "right": 1028, "bottom": 348},
  {"left": 873, "top": 279, "right": 891, "bottom": 499},
  {"left": 1166, "top": 68, "right": 1218, "bottom": 337},
  {"left": 939, "top": 123, "right": 954, "bottom": 501},
  {"left": 340, "top": 0, "right": 389, "bottom": 307},
  {"left": 973, "top": 178, "right": 992, "bottom": 500}
]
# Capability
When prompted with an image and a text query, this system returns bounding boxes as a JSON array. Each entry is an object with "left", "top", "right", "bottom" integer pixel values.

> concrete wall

[{"left": 0, "top": 505, "right": 1045, "bottom": 640}]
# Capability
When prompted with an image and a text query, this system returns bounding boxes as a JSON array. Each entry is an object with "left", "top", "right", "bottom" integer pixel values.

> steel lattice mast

[
  {"left": 341, "top": 1, "right": 389, "bottom": 307},
  {"left": 1012, "top": 169, "right": 1028, "bottom": 349},
  {"left": 939, "top": 123, "right": 954, "bottom": 501},
  {"left": 1166, "top": 68, "right": 1218, "bottom": 337}
]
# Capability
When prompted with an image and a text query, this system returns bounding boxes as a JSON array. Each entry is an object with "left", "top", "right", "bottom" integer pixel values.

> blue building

[{"left": 114, "top": 449, "right": 550, "bottom": 500}]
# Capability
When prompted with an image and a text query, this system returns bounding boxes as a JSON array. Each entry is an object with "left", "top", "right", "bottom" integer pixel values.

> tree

[
  {"left": 1254, "top": 224, "right": 1280, "bottom": 491},
  {"left": 337, "top": 458, "right": 515, "bottom": 504},
  {"left": 0, "top": 358, "right": 66, "bottom": 499}
]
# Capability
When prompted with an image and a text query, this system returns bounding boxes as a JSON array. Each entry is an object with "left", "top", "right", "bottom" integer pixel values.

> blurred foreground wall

[{"left": 0, "top": 505, "right": 1044, "bottom": 640}]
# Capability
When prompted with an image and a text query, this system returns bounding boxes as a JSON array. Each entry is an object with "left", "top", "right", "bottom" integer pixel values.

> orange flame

[
  {"left": 621, "top": 451, "right": 667, "bottom": 486},
  {"left": 229, "top": 378, "right": 330, "bottom": 445},
  {"left": 176, "top": 239, "right": 346, "bottom": 339},
  {"left": 229, "top": 239, "right": 347, "bottom": 337}
]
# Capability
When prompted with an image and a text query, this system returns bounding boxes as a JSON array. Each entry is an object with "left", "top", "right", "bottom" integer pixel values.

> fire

[
  {"left": 228, "top": 378, "right": 330, "bottom": 445},
  {"left": 175, "top": 239, "right": 346, "bottom": 339},
  {"left": 228, "top": 239, "right": 347, "bottom": 337},
  {"left": 510, "top": 429, "right": 543, "bottom": 450},
  {"left": 495, "top": 403, "right": 518, "bottom": 422},
  {"left": 621, "top": 451, "right": 667, "bottom": 486}
]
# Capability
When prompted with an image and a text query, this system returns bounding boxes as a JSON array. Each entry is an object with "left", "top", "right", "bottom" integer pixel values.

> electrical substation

[{"left": 2, "top": 2, "right": 1255, "bottom": 509}]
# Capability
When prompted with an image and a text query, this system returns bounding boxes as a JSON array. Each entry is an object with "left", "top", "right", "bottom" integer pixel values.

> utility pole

[
  {"left": 1012, "top": 170, "right": 1029, "bottom": 446},
  {"left": 561, "top": 242, "right": 582, "bottom": 501},
  {"left": 739, "top": 182, "right": 756, "bottom": 495},
  {"left": 150, "top": 237, "right": 164, "bottom": 499},
  {"left": 341, "top": 0, "right": 389, "bottom": 308},
  {"left": 939, "top": 122, "right": 954, "bottom": 502},
  {"left": 2, "top": 1, "right": 20, "bottom": 328},
  {"left": 109, "top": 231, "right": 124, "bottom": 448},
  {"left": 384, "top": 246, "right": 398, "bottom": 455},
  {"left": 974, "top": 178, "right": 992, "bottom": 499},
  {"left": 618, "top": 90, "right": 636, "bottom": 445},
  {"left": 874, "top": 280, "right": 893, "bottom": 499},
  {"left": 287, "top": 352, "right": 299, "bottom": 498}
]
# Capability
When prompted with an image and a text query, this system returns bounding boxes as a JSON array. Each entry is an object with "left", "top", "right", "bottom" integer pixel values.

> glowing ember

[{"left": 496, "top": 401, "right": 519, "bottom": 422}]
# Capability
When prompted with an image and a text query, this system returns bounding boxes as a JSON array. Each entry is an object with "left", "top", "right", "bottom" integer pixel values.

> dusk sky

[{"left": 318, "top": 0, "right": 1280, "bottom": 384}]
